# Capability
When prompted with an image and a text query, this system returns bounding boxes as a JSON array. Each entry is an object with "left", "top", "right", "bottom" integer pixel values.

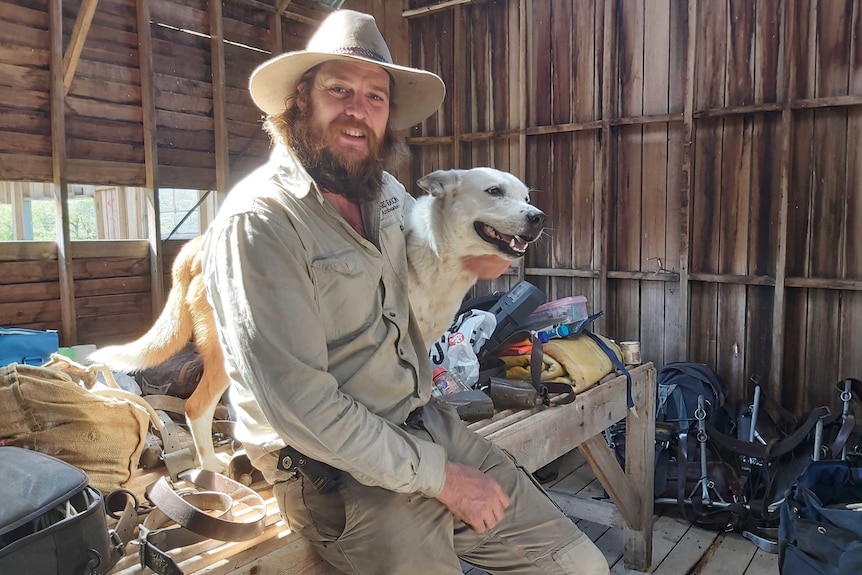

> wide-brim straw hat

[{"left": 249, "top": 10, "right": 445, "bottom": 131}]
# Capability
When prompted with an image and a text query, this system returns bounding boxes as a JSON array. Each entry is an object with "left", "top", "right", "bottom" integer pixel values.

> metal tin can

[{"left": 620, "top": 341, "right": 641, "bottom": 365}]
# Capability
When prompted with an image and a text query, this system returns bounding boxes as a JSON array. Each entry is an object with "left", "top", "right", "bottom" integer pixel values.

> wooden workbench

[{"left": 109, "top": 363, "right": 656, "bottom": 575}]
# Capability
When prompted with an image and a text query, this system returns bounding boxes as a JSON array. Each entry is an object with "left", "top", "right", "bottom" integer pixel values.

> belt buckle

[{"left": 276, "top": 450, "right": 299, "bottom": 477}]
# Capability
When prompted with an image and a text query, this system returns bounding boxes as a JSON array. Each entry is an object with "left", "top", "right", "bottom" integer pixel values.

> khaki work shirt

[{"left": 202, "top": 147, "right": 446, "bottom": 497}]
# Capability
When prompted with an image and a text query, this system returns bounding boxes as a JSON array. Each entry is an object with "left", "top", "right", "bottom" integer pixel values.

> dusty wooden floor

[{"left": 462, "top": 449, "right": 778, "bottom": 575}]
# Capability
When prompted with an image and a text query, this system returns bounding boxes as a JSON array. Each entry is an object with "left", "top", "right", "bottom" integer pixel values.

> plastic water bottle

[{"left": 432, "top": 367, "right": 471, "bottom": 397}]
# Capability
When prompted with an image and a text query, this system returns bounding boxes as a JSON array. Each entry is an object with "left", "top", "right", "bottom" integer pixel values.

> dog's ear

[{"left": 416, "top": 170, "right": 461, "bottom": 198}]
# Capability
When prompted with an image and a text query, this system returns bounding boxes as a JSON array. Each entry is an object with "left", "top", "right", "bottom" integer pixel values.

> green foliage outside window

[{"left": 0, "top": 198, "right": 98, "bottom": 241}]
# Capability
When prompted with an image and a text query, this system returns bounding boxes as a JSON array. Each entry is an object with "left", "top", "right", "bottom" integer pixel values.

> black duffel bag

[
  {"left": 778, "top": 459, "right": 862, "bottom": 575},
  {"left": 0, "top": 447, "right": 130, "bottom": 575}
]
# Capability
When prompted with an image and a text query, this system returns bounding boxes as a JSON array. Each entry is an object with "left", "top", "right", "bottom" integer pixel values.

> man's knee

[{"left": 550, "top": 532, "right": 609, "bottom": 575}]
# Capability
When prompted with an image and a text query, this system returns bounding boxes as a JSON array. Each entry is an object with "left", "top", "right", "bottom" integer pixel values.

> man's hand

[
  {"left": 435, "top": 461, "right": 510, "bottom": 532},
  {"left": 461, "top": 254, "right": 514, "bottom": 280}
]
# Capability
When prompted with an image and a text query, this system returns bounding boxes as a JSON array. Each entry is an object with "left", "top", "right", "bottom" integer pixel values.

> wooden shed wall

[
  {"left": 0, "top": 0, "right": 318, "bottom": 189},
  {"left": 1, "top": 0, "right": 860, "bottom": 416},
  {"left": 395, "top": 0, "right": 862, "bottom": 415}
]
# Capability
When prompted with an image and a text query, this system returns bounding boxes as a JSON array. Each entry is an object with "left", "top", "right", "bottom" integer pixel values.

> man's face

[{"left": 301, "top": 60, "right": 391, "bottom": 165}]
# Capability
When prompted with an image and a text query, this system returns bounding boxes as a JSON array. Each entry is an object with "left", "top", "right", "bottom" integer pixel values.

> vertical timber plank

[
  {"left": 137, "top": 0, "right": 164, "bottom": 315},
  {"left": 840, "top": 0, "right": 862, "bottom": 379},
  {"left": 613, "top": 0, "right": 644, "bottom": 340},
  {"left": 747, "top": 0, "right": 783, "bottom": 389},
  {"left": 490, "top": 1, "right": 509, "bottom": 173},
  {"left": 716, "top": 0, "right": 754, "bottom": 401},
  {"left": 597, "top": 0, "right": 612, "bottom": 321},
  {"left": 50, "top": 0, "right": 76, "bottom": 344},
  {"left": 569, "top": 0, "right": 597, "bottom": 302},
  {"left": 550, "top": 0, "right": 574, "bottom": 299},
  {"left": 641, "top": 0, "right": 671, "bottom": 365},
  {"left": 784, "top": 0, "right": 816, "bottom": 413},
  {"left": 452, "top": 7, "right": 463, "bottom": 168},
  {"left": 805, "top": 0, "right": 851, "bottom": 408},
  {"left": 769, "top": 0, "right": 796, "bottom": 402},
  {"left": 664, "top": 0, "right": 687, "bottom": 363},
  {"left": 679, "top": 0, "right": 697, "bottom": 359},
  {"left": 210, "top": 0, "right": 229, "bottom": 201},
  {"left": 527, "top": 0, "right": 553, "bottom": 297},
  {"left": 690, "top": 0, "right": 725, "bottom": 367}
]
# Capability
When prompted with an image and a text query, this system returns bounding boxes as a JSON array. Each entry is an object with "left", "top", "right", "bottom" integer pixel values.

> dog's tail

[{"left": 89, "top": 237, "right": 203, "bottom": 372}]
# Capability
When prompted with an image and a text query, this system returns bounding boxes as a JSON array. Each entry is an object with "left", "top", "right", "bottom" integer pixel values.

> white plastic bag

[{"left": 428, "top": 310, "right": 497, "bottom": 388}]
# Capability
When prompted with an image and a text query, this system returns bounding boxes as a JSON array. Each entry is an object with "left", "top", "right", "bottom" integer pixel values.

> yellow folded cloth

[
  {"left": 501, "top": 335, "right": 622, "bottom": 394},
  {"left": 500, "top": 353, "right": 567, "bottom": 382}
]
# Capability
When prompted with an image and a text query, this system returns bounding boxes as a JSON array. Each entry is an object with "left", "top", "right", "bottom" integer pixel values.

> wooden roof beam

[
  {"left": 276, "top": 0, "right": 293, "bottom": 14},
  {"left": 402, "top": 0, "right": 484, "bottom": 19},
  {"left": 62, "top": 0, "right": 100, "bottom": 97},
  {"left": 235, "top": 0, "right": 325, "bottom": 26}
]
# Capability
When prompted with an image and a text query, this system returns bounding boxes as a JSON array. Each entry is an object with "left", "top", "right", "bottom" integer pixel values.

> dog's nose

[{"left": 527, "top": 209, "right": 546, "bottom": 229}]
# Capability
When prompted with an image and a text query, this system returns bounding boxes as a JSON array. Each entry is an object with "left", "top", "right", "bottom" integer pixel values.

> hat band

[{"left": 331, "top": 46, "right": 390, "bottom": 64}]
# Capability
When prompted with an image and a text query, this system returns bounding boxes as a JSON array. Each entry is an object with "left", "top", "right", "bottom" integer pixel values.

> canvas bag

[{"left": 0, "top": 360, "right": 153, "bottom": 493}]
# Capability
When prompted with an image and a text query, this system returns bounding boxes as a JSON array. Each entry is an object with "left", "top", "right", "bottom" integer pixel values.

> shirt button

[
  {"left": 398, "top": 348, "right": 405, "bottom": 357},
  {"left": 388, "top": 312, "right": 397, "bottom": 318}
]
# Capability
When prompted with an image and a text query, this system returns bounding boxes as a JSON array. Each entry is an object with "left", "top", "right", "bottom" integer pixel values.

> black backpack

[{"left": 656, "top": 362, "right": 728, "bottom": 431}]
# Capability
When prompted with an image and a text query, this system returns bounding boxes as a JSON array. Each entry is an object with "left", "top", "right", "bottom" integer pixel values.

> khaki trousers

[{"left": 273, "top": 402, "right": 609, "bottom": 575}]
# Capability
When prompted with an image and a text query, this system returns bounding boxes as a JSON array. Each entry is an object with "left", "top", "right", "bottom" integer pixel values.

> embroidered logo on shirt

[{"left": 380, "top": 196, "right": 400, "bottom": 217}]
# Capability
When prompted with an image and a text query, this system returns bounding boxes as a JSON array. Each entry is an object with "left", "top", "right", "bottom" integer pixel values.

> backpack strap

[
  {"left": 583, "top": 330, "right": 634, "bottom": 411},
  {"left": 529, "top": 333, "right": 576, "bottom": 405}
]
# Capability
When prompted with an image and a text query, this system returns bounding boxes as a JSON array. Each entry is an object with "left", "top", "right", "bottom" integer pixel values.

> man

[{"left": 202, "top": 9, "right": 609, "bottom": 575}]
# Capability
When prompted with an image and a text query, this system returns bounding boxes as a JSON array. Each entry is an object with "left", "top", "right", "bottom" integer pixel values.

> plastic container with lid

[{"left": 520, "top": 295, "right": 589, "bottom": 332}]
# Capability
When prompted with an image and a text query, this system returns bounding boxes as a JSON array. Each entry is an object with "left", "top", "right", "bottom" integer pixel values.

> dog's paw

[{"left": 199, "top": 451, "right": 232, "bottom": 473}]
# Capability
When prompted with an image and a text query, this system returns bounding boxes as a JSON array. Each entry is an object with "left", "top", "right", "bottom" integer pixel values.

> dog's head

[{"left": 416, "top": 167, "right": 545, "bottom": 260}]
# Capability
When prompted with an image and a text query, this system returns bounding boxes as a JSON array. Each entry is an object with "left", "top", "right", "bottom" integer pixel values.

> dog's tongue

[{"left": 510, "top": 236, "right": 528, "bottom": 252}]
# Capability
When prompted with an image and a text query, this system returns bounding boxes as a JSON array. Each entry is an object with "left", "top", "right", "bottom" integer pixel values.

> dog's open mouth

[{"left": 474, "top": 222, "right": 535, "bottom": 257}]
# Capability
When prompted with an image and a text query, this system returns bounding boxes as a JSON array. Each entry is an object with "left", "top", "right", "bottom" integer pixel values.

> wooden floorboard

[{"left": 463, "top": 448, "right": 779, "bottom": 575}]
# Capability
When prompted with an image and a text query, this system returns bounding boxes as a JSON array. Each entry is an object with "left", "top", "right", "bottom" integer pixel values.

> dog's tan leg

[{"left": 185, "top": 365, "right": 231, "bottom": 471}]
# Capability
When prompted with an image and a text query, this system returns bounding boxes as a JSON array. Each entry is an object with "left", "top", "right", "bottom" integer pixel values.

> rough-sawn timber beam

[{"left": 62, "top": 0, "right": 100, "bottom": 96}]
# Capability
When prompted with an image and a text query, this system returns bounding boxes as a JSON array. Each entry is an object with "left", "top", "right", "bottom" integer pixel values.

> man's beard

[{"left": 281, "top": 104, "right": 401, "bottom": 202}]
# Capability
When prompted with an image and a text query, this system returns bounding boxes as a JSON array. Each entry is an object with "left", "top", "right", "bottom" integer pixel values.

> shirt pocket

[{"left": 310, "top": 249, "right": 376, "bottom": 343}]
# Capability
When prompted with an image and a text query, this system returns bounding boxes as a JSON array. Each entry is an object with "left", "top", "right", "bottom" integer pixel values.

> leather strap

[
  {"left": 528, "top": 333, "right": 576, "bottom": 405},
  {"left": 145, "top": 395, "right": 189, "bottom": 415},
  {"left": 706, "top": 406, "right": 831, "bottom": 460},
  {"left": 138, "top": 491, "right": 233, "bottom": 575},
  {"left": 152, "top": 410, "right": 197, "bottom": 480},
  {"left": 146, "top": 469, "right": 266, "bottom": 543}
]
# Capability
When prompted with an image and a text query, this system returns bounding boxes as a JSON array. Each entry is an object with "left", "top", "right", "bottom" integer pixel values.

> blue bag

[
  {"left": 0, "top": 327, "right": 59, "bottom": 366},
  {"left": 778, "top": 459, "right": 862, "bottom": 574}
]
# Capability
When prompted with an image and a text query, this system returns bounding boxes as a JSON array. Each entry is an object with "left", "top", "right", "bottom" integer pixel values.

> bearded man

[{"left": 201, "top": 10, "right": 608, "bottom": 575}]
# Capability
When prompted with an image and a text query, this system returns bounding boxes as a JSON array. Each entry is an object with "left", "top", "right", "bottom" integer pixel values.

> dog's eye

[{"left": 485, "top": 186, "right": 504, "bottom": 197}]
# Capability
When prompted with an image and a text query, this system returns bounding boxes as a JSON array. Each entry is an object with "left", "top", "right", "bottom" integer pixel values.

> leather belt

[
  {"left": 138, "top": 491, "right": 232, "bottom": 575},
  {"left": 139, "top": 469, "right": 267, "bottom": 575}
]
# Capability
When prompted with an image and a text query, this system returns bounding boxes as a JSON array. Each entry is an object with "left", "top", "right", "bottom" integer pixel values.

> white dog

[
  {"left": 408, "top": 167, "right": 546, "bottom": 346},
  {"left": 91, "top": 167, "right": 545, "bottom": 472}
]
